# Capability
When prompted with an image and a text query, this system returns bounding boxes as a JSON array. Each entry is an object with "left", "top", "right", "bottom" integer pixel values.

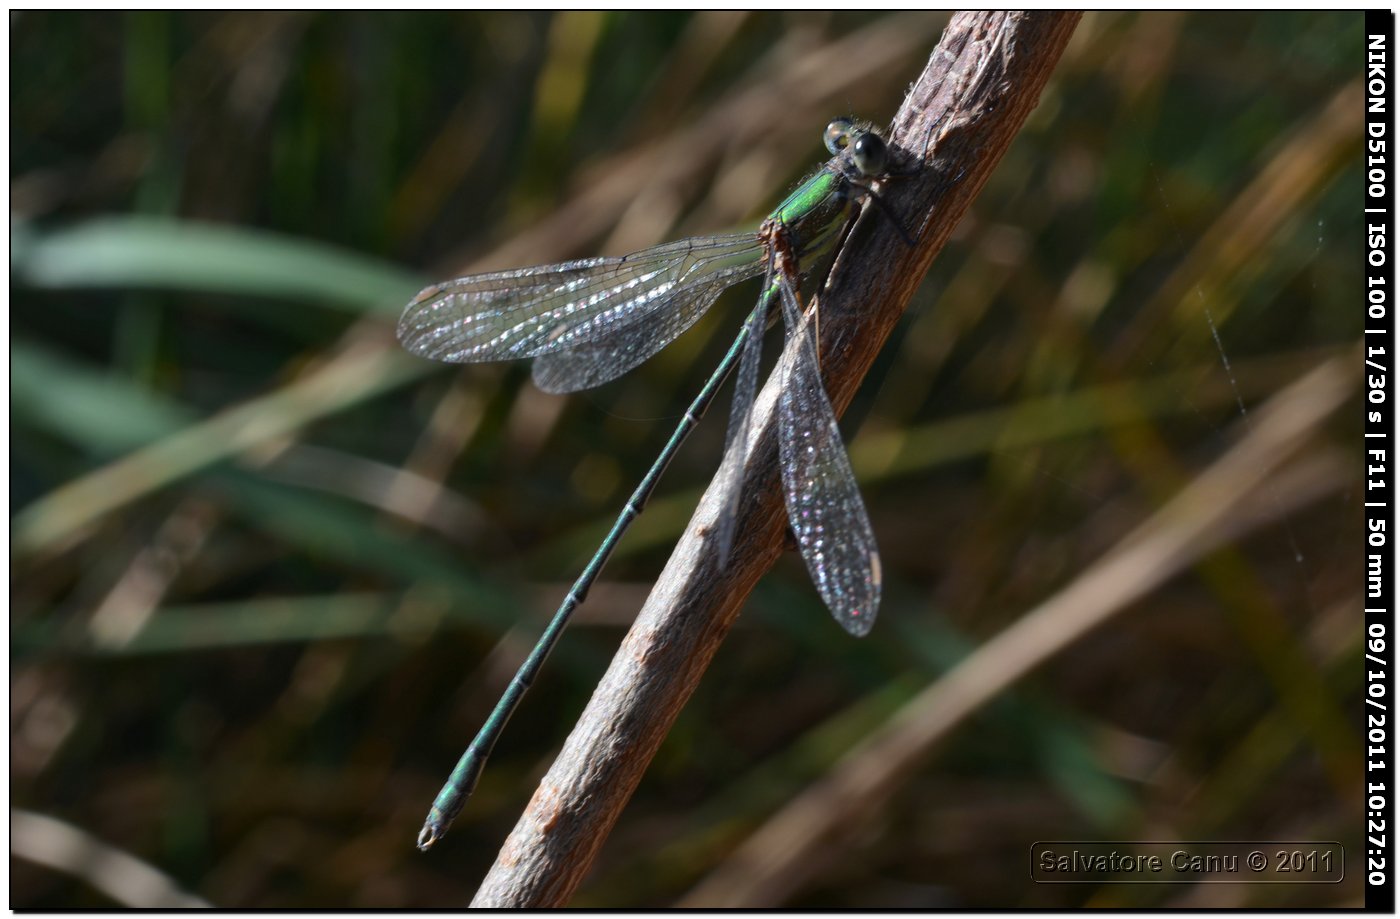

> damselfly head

[{"left": 822, "top": 117, "right": 889, "bottom": 178}]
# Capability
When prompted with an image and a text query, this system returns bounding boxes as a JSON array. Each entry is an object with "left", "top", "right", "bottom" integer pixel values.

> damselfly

[{"left": 400, "top": 117, "right": 902, "bottom": 850}]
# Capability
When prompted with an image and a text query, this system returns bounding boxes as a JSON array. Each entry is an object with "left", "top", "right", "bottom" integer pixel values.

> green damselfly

[{"left": 400, "top": 117, "right": 902, "bottom": 850}]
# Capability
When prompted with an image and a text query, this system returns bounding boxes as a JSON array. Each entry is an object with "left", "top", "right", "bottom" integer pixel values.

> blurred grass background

[{"left": 10, "top": 11, "right": 1364, "bottom": 908}]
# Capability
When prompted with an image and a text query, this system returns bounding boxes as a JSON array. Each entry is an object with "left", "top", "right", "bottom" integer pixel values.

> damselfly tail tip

[{"left": 417, "top": 821, "right": 443, "bottom": 852}]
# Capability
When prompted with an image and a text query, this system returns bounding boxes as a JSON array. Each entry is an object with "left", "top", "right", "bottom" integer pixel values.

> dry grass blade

[
  {"left": 11, "top": 808, "right": 210, "bottom": 908},
  {"left": 1112, "top": 78, "right": 1364, "bottom": 364},
  {"left": 680, "top": 351, "right": 1358, "bottom": 907},
  {"left": 476, "top": 12, "right": 951, "bottom": 274}
]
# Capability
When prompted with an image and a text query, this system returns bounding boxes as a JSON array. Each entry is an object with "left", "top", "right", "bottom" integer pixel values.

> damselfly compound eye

[
  {"left": 851, "top": 131, "right": 888, "bottom": 176},
  {"left": 824, "top": 117, "right": 856, "bottom": 155}
]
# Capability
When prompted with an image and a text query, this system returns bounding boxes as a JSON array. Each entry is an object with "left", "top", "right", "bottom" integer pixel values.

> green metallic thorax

[
  {"left": 767, "top": 167, "right": 856, "bottom": 260},
  {"left": 771, "top": 167, "right": 842, "bottom": 223}
]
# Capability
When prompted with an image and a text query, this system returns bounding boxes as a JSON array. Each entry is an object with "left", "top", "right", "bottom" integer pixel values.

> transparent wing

[
  {"left": 530, "top": 253, "right": 760, "bottom": 393},
  {"left": 710, "top": 275, "right": 774, "bottom": 560},
  {"left": 399, "top": 233, "right": 764, "bottom": 365},
  {"left": 776, "top": 279, "right": 881, "bottom": 636}
]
